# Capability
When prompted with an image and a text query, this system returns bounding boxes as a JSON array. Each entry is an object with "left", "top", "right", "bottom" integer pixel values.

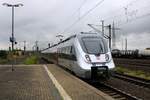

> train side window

[
  {"left": 71, "top": 46, "right": 75, "bottom": 54},
  {"left": 71, "top": 46, "right": 77, "bottom": 61},
  {"left": 65, "top": 47, "right": 67, "bottom": 54},
  {"left": 57, "top": 48, "right": 59, "bottom": 53},
  {"left": 62, "top": 48, "right": 64, "bottom": 53},
  {"left": 61, "top": 48, "right": 63, "bottom": 53},
  {"left": 70, "top": 46, "right": 74, "bottom": 54},
  {"left": 69, "top": 46, "right": 72, "bottom": 54},
  {"left": 63, "top": 48, "right": 65, "bottom": 53},
  {"left": 67, "top": 47, "right": 69, "bottom": 54},
  {"left": 70, "top": 46, "right": 72, "bottom": 54},
  {"left": 60, "top": 48, "right": 61, "bottom": 53}
]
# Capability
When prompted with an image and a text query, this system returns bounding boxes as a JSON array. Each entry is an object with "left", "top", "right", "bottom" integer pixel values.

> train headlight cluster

[
  {"left": 105, "top": 54, "right": 110, "bottom": 62},
  {"left": 85, "top": 55, "right": 91, "bottom": 63}
]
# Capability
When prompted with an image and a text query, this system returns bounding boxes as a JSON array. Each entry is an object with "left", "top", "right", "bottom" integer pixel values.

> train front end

[{"left": 76, "top": 33, "right": 115, "bottom": 79}]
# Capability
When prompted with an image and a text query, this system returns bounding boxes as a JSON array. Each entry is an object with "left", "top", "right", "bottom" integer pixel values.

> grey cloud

[{"left": 0, "top": 0, "right": 150, "bottom": 50}]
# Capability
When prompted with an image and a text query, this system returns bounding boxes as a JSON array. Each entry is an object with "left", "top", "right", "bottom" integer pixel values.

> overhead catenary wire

[
  {"left": 103, "top": 0, "right": 150, "bottom": 26},
  {"left": 66, "top": 0, "right": 88, "bottom": 21},
  {"left": 115, "top": 4, "right": 150, "bottom": 26},
  {"left": 75, "top": 0, "right": 88, "bottom": 19},
  {"left": 57, "top": 0, "right": 88, "bottom": 36},
  {"left": 61, "top": 0, "right": 105, "bottom": 34},
  {"left": 103, "top": 0, "right": 140, "bottom": 21},
  {"left": 118, "top": 12, "right": 150, "bottom": 26}
]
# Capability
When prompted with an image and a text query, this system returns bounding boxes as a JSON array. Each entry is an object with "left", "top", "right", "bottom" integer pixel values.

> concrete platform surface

[
  {"left": 46, "top": 64, "right": 114, "bottom": 100},
  {"left": 0, "top": 65, "right": 62, "bottom": 100},
  {"left": 0, "top": 64, "right": 114, "bottom": 100}
]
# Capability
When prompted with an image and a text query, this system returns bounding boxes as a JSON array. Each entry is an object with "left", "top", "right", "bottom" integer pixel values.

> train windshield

[{"left": 82, "top": 37, "right": 108, "bottom": 54}]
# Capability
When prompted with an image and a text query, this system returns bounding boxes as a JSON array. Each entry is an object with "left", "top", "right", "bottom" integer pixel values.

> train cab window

[{"left": 82, "top": 37, "right": 108, "bottom": 54}]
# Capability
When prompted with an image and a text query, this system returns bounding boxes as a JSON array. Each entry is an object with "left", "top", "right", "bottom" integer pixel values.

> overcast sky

[{"left": 0, "top": 0, "right": 150, "bottom": 50}]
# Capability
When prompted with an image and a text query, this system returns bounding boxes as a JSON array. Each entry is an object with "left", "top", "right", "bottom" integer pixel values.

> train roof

[
  {"left": 77, "top": 32, "right": 102, "bottom": 37},
  {"left": 57, "top": 32, "right": 101, "bottom": 45},
  {"left": 41, "top": 32, "right": 103, "bottom": 52}
]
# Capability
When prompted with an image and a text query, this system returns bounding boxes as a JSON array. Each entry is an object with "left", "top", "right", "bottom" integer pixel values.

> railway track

[
  {"left": 115, "top": 63, "right": 150, "bottom": 73},
  {"left": 88, "top": 81, "right": 141, "bottom": 100},
  {"left": 114, "top": 58, "right": 150, "bottom": 64},
  {"left": 41, "top": 58, "right": 147, "bottom": 100},
  {"left": 113, "top": 72, "right": 150, "bottom": 89},
  {"left": 116, "top": 63, "right": 150, "bottom": 67},
  {"left": 114, "top": 58, "right": 150, "bottom": 68}
]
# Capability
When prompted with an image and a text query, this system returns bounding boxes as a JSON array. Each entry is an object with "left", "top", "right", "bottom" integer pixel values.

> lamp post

[
  {"left": 2, "top": 3, "right": 23, "bottom": 51},
  {"left": 3, "top": 3, "right": 23, "bottom": 71}
]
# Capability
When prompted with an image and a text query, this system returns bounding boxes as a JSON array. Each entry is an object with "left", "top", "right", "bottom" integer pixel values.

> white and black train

[{"left": 42, "top": 32, "right": 115, "bottom": 79}]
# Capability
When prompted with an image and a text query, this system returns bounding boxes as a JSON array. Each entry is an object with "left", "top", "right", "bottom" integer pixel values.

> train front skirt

[{"left": 91, "top": 66, "right": 110, "bottom": 80}]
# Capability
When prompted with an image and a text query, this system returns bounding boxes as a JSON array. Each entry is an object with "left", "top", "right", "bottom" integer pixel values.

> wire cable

[
  {"left": 67, "top": 0, "right": 88, "bottom": 20},
  {"left": 61, "top": 0, "right": 105, "bottom": 34},
  {"left": 118, "top": 12, "right": 150, "bottom": 26},
  {"left": 103, "top": 0, "right": 140, "bottom": 21},
  {"left": 103, "top": 0, "right": 150, "bottom": 26}
]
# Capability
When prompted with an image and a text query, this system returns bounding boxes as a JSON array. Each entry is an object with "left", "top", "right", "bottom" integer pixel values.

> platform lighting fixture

[
  {"left": 2, "top": 3, "right": 23, "bottom": 51},
  {"left": 2, "top": 3, "right": 23, "bottom": 71}
]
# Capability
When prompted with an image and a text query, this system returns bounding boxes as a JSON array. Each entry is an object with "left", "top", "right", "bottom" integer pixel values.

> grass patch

[
  {"left": 0, "top": 58, "right": 9, "bottom": 64},
  {"left": 115, "top": 67, "right": 150, "bottom": 80},
  {"left": 24, "top": 55, "right": 39, "bottom": 65}
]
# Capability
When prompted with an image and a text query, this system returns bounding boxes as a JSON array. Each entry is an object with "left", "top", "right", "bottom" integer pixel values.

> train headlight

[
  {"left": 85, "top": 55, "right": 91, "bottom": 63},
  {"left": 105, "top": 54, "right": 109, "bottom": 62}
]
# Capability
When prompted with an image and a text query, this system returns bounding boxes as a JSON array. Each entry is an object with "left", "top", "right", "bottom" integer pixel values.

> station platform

[{"left": 0, "top": 64, "right": 114, "bottom": 100}]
